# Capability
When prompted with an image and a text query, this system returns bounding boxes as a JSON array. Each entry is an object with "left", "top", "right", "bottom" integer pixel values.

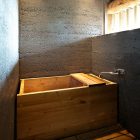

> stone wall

[
  {"left": 19, "top": 0, "right": 104, "bottom": 78},
  {"left": 0, "top": 0, "right": 19, "bottom": 140},
  {"left": 92, "top": 29, "right": 140, "bottom": 138}
]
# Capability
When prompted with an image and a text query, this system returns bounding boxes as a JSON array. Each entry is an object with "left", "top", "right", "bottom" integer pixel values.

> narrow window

[{"left": 106, "top": 0, "right": 140, "bottom": 34}]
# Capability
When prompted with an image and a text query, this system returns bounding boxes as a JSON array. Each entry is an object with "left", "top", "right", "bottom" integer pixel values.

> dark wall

[
  {"left": 0, "top": 0, "right": 19, "bottom": 140},
  {"left": 92, "top": 29, "right": 140, "bottom": 138},
  {"left": 19, "top": 0, "right": 104, "bottom": 78}
]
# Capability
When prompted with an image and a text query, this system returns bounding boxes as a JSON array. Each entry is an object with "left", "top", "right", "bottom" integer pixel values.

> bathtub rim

[{"left": 18, "top": 73, "right": 117, "bottom": 96}]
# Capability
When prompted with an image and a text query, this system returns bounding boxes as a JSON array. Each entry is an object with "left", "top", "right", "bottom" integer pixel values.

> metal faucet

[{"left": 99, "top": 69, "right": 125, "bottom": 78}]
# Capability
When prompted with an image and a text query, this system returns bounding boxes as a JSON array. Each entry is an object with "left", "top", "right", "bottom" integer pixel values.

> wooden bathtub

[{"left": 17, "top": 73, "right": 118, "bottom": 140}]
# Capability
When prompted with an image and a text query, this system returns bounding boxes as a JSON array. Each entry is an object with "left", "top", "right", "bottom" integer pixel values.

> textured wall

[
  {"left": 0, "top": 0, "right": 19, "bottom": 140},
  {"left": 92, "top": 29, "right": 140, "bottom": 138},
  {"left": 19, "top": 0, "right": 104, "bottom": 78}
]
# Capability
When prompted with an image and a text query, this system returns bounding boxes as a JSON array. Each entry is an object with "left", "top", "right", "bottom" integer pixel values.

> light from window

[{"left": 106, "top": 0, "right": 140, "bottom": 34}]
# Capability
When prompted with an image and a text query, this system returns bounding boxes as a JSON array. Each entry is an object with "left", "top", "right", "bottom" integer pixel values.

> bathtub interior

[{"left": 21, "top": 75, "right": 87, "bottom": 94}]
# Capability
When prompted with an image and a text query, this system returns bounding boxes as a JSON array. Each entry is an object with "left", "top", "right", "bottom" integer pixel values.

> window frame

[{"left": 105, "top": 0, "right": 140, "bottom": 34}]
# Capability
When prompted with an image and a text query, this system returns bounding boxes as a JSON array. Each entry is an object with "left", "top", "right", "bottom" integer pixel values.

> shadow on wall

[
  {"left": 0, "top": 63, "right": 19, "bottom": 140},
  {"left": 19, "top": 38, "right": 92, "bottom": 79}
]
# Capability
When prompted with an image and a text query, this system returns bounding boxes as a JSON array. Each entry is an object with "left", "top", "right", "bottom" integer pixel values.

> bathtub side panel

[{"left": 17, "top": 85, "right": 118, "bottom": 140}]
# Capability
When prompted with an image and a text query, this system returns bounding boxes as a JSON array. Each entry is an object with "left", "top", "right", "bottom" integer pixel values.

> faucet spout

[
  {"left": 99, "top": 72, "right": 118, "bottom": 78},
  {"left": 99, "top": 69, "right": 125, "bottom": 78}
]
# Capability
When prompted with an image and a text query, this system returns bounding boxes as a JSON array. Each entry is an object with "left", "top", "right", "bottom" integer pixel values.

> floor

[
  {"left": 95, "top": 130, "right": 135, "bottom": 140},
  {"left": 61, "top": 125, "right": 136, "bottom": 140}
]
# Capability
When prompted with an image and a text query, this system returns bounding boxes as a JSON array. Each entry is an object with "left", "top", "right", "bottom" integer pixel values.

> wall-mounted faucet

[{"left": 99, "top": 69, "right": 125, "bottom": 78}]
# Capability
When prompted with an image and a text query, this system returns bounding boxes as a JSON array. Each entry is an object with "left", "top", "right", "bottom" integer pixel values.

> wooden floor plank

[
  {"left": 126, "top": 133, "right": 136, "bottom": 138},
  {"left": 112, "top": 135, "right": 135, "bottom": 140},
  {"left": 76, "top": 124, "right": 122, "bottom": 140},
  {"left": 76, "top": 127, "right": 135, "bottom": 140},
  {"left": 119, "top": 130, "right": 129, "bottom": 134},
  {"left": 57, "top": 126, "right": 135, "bottom": 140},
  {"left": 95, "top": 133, "right": 122, "bottom": 140}
]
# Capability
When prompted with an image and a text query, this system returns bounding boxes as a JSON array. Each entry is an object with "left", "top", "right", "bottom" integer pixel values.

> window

[{"left": 106, "top": 0, "right": 140, "bottom": 34}]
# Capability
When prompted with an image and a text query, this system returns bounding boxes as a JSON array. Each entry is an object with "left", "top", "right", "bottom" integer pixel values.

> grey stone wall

[
  {"left": 0, "top": 0, "right": 19, "bottom": 140},
  {"left": 19, "top": 0, "right": 104, "bottom": 78},
  {"left": 92, "top": 29, "right": 140, "bottom": 138}
]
